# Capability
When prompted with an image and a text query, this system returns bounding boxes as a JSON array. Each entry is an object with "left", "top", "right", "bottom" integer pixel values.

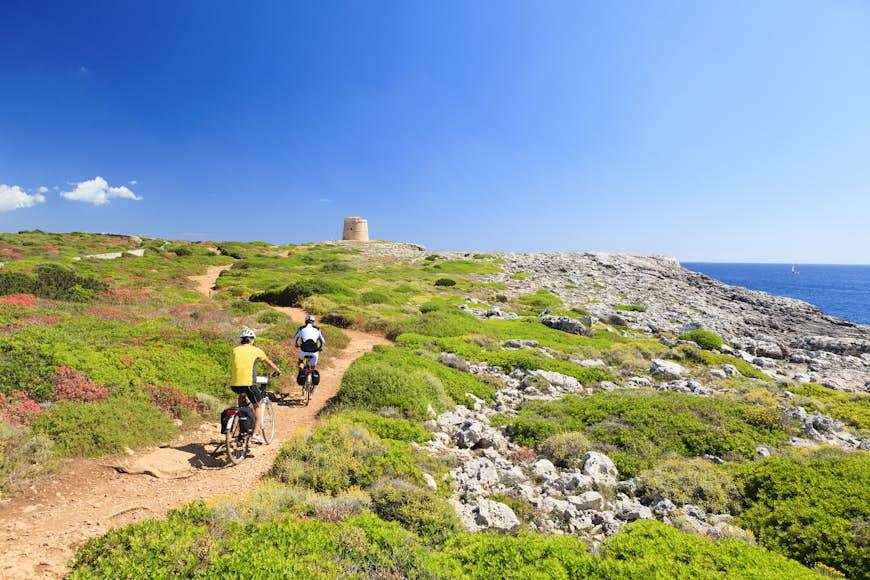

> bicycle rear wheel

[
  {"left": 261, "top": 397, "right": 275, "bottom": 444},
  {"left": 303, "top": 374, "right": 311, "bottom": 406},
  {"left": 225, "top": 415, "right": 248, "bottom": 465}
]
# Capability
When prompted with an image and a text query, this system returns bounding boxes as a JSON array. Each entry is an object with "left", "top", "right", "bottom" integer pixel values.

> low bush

[
  {"left": 256, "top": 309, "right": 287, "bottom": 324},
  {"left": 359, "top": 290, "right": 397, "bottom": 305},
  {"left": 441, "top": 531, "right": 594, "bottom": 577},
  {"left": 424, "top": 259, "right": 501, "bottom": 275},
  {"left": 734, "top": 448, "right": 870, "bottom": 579},
  {"left": 788, "top": 382, "right": 870, "bottom": 432},
  {"left": 337, "top": 359, "right": 450, "bottom": 419},
  {"left": 538, "top": 431, "right": 592, "bottom": 468},
  {"left": 517, "top": 289, "right": 563, "bottom": 313},
  {"left": 268, "top": 419, "right": 422, "bottom": 494},
  {"left": 250, "top": 279, "right": 356, "bottom": 307},
  {"left": 0, "top": 391, "right": 41, "bottom": 426},
  {"left": 370, "top": 479, "right": 460, "bottom": 544},
  {"left": 142, "top": 384, "right": 201, "bottom": 420},
  {"left": 0, "top": 423, "right": 56, "bottom": 496},
  {"left": 678, "top": 329, "right": 728, "bottom": 351},
  {"left": 598, "top": 520, "right": 817, "bottom": 578},
  {"left": 672, "top": 345, "right": 770, "bottom": 381},
  {"left": 434, "top": 278, "right": 456, "bottom": 287},
  {"left": 30, "top": 397, "right": 177, "bottom": 457},
  {"left": 342, "top": 410, "right": 433, "bottom": 442},
  {"left": 0, "top": 263, "right": 108, "bottom": 302},
  {"left": 338, "top": 345, "right": 495, "bottom": 412},
  {"left": 637, "top": 458, "right": 740, "bottom": 514},
  {"left": 228, "top": 300, "right": 263, "bottom": 315},
  {"left": 52, "top": 367, "right": 110, "bottom": 403},
  {"left": 495, "top": 391, "right": 792, "bottom": 476},
  {"left": 614, "top": 304, "right": 647, "bottom": 312}
]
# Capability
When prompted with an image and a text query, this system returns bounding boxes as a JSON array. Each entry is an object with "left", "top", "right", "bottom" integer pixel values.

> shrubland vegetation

[{"left": 2, "top": 232, "right": 863, "bottom": 577}]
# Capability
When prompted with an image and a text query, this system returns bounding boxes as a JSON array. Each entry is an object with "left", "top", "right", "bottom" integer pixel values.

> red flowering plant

[
  {"left": 52, "top": 367, "right": 110, "bottom": 403},
  {"left": 0, "top": 391, "right": 41, "bottom": 426},
  {"left": 142, "top": 384, "right": 201, "bottom": 419},
  {"left": 0, "top": 293, "right": 37, "bottom": 308}
]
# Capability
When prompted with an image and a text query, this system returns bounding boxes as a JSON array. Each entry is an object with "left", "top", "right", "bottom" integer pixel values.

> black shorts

[{"left": 231, "top": 385, "right": 265, "bottom": 406}]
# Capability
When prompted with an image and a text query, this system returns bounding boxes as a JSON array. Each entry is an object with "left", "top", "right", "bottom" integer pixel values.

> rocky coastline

[{"left": 418, "top": 251, "right": 869, "bottom": 541}]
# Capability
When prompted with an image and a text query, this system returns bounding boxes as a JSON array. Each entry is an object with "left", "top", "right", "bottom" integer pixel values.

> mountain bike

[
  {"left": 299, "top": 354, "right": 319, "bottom": 407},
  {"left": 223, "top": 373, "right": 277, "bottom": 465}
]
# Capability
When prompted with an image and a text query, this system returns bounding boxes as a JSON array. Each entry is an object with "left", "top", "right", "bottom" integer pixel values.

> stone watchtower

[{"left": 342, "top": 217, "right": 369, "bottom": 241}]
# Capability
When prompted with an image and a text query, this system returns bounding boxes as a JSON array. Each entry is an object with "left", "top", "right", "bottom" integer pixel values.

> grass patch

[{"left": 30, "top": 397, "right": 177, "bottom": 457}]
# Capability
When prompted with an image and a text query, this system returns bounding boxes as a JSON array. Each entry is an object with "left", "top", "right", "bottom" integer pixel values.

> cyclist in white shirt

[{"left": 294, "top": 315, "right": 325, "bottom": 369}]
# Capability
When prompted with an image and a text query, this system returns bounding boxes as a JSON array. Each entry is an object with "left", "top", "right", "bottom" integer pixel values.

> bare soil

[{"left": 0, "top": 271, "right": 388, "bottom": 579}]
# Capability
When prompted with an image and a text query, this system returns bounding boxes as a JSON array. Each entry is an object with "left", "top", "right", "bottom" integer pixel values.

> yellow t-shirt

[{"left": 230, "top": 343, "right": 268, "bottom": 387}]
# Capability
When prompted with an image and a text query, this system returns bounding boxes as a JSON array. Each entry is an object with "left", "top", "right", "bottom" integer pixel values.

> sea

[{"left": 681, "top": 263, "right": 870, "bottom": 326}]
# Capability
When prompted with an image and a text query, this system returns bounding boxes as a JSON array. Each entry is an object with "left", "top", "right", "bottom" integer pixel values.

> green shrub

[
  {"left": 615, "top": 304, "right": 647, "bottom": 312},
  {"left": 598, "top": 520, "right": 818, "bottom": 578},
  {"left": 342, "top": 410, "right": 432, "bottom": 442},
  {"left": 400, "top": 307, "right": 484, "bottom": 338},
  {"left": 678, "top": 329, "right": 728, "bottom": 351},
  {"left": 518, "top": 289, "right": 563, "bottom": 313},
  {"left": 638, "top": 458, "right": 740, "bottom": 514},
  {"left": 229, "top": 300, "right": 262, "bottom": 315},
  {"left": 30, "top": 397, "right": 177, "bottom": 457},
  {"left": 268, "top": 419, "right": 422, "bottom": 494},
  {"left": 538, "top": 431, "right": 592, "bottom": 468},
  {"left": 673, "top": 346, "right": 770, "bottom": 381},
  {"left": 170, "top": 246, "right": 193, "bottom": 257},
  {"left": 359, "top": 290, "right": 397, "bottom": 305},
  {"left": 734, "top": 448, "right": 870, "bottom": 578},
  {"left": 496, "top": 391, "right": 792, "bottom": 476},
  {"left": 256, "top": 309, "right": 287, "bottom": 324},
  {"left": 370, "top": 479, "right": 460, "bottom": 544},
  {"left": 442, "top": 531, "right": 594, "bottom": 577},
  {"left": 337, "top": 360, "right": 450, "bottom": 419},
  {"left": 424, "top": 260, "right": 501, "bottom": 275},
  {"left": 0, "top": 423, "right": 57, "bottom": 495},
  {"left": 250, "top": 279, "right": 356, "bottom": 307},
  {"left": 434, "top": 278, "right": 456, "bottom": 287},
  {"left": 0, "top": 264, "right": 107, "bottom": 302},
  {"left": 788, "top": 383, "right": 870, "bottom": 432},
  {"left": 338, "top": 345, "right": 495, "bottom": 411}
]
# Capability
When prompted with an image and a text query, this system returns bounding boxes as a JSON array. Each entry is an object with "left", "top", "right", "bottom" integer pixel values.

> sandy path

[
  {"left": 0, "top": 270, "right": 389, "bottom": 579},
  {"left": 187, "top": 264, "right": 233, "bottom": 297}
]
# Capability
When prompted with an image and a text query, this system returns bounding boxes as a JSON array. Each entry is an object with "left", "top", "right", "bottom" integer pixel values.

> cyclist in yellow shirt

[{"left": 231, "top": 327, "right": 281, "bottom": 444}]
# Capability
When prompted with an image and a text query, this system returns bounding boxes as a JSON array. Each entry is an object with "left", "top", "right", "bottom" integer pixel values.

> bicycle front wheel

[
  {"left": 226, "top": 415, "right": 247, "bottom": 465},
  {"left": 261, "top": 397, "right": 275, "bottom": 444}
]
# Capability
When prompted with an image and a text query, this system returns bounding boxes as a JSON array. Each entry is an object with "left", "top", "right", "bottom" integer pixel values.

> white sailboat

[{"left": 791, "top": 264, "right": 799, "bottom": 275}]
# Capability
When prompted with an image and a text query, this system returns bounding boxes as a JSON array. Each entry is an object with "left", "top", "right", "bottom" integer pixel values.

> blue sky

[{"left": 1, "top": 1, "right": 869, "bottom": 263}]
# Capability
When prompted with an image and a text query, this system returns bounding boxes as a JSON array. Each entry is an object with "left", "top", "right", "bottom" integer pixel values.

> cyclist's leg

[{"left": 245, "top": 386, "right": 266, "bottom": 437}]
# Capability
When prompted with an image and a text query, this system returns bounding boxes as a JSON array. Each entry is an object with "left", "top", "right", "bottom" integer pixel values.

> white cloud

[
  {"left": 38, "top": 186, "right": 48, "bottom": 193},
  {"left": 128, "top": 180, "right": 137, "bottom": 186},
  {"left": 60, "top": 176, "right": 142, "bottom": 205},
  {"left": 0, "top": 184, "right": 46, "bottom": 212},
  {"left": 319, "top": 198, "right": 332, "bottom": 203}
]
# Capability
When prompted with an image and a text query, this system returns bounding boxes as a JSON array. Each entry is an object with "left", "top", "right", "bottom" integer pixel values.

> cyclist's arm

[
  {"left": 318, "top": 332, "right": 325, "bottom": 350},
  {"left": 262, "top": 356, "right": 281, "bottom": 374}
]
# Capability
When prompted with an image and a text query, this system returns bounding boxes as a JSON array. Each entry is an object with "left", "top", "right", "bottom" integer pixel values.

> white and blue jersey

[{"left": 294, "top": 323, "right": 325, "bottom": 365}]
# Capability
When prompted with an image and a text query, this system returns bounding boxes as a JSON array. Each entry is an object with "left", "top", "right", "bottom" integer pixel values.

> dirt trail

[{"left": 0, "top": 269, "right": 389, "bottom": 579}]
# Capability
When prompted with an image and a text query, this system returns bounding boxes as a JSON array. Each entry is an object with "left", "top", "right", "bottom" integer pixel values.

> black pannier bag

[
  {"left": 221, "top": 407, "right": 256, "bottom": 434},
  {"left": 296, "top": 369, "right": 321, "bottom": 386}
]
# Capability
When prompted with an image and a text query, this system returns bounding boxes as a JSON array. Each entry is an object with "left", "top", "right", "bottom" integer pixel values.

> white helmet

[
  {"left": 305, "top": 315, "right": 315, "bottom": 324},
  {"left": 239, "top": 327, "right": 256, "bottom": 340}
]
